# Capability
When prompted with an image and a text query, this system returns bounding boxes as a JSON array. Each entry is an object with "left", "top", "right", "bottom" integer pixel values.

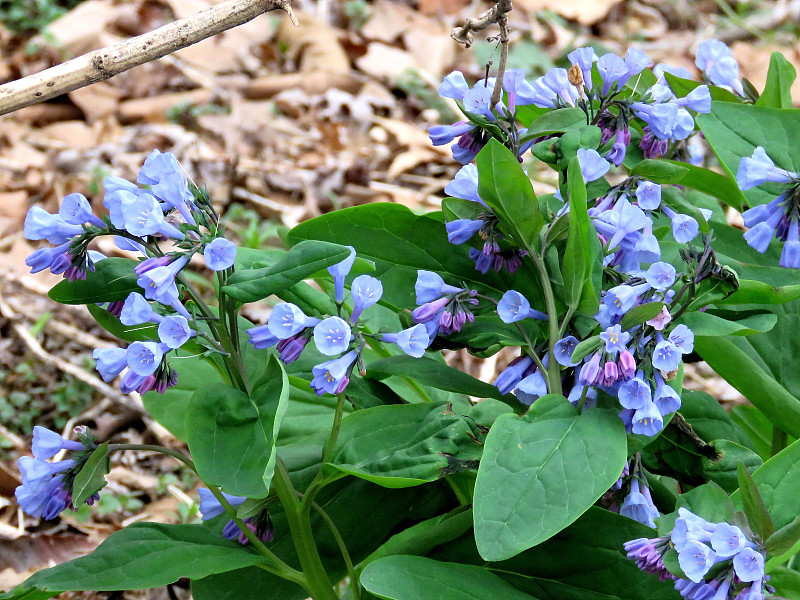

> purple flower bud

[
  {"left": 606, "top": 128, "right": 630, "bottom": 166},
  {"left": 134, "top": 255, "right": 172, "bottom": 275},
  {"left": 247, "top": 324, "right": 280, "bottom": 349},
  {"left": 413, "top": 296, "right": 450, "bottom": 324},
  {"left": 618, "top": 348, "right": 636, "bottom": 379},
  {"left": 640, "top": 127, "right": 669, "bottom": 158},
  {"left": 204, "top": 238, "right": 237, "bottom": 271},
  {"left": 313, "top": 316, "right": 352, "bottom": 356},
  {"left": 578, "top": 351, "right": 602, "bottom": 386}
]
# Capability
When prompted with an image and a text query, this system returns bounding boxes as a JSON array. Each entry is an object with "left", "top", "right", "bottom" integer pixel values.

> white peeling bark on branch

[{"left": 0, "top": 0, "right": 297, "bottom": 117}]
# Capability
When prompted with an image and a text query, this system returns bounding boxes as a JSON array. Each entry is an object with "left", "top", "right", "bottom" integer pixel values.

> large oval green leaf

[{"left": 474, "top": 399, "right": 626, "bottom": 561}]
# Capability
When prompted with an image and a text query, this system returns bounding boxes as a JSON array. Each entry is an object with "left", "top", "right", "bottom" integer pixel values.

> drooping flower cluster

[
  {"left": 247, "top": 248, "right": 432, "bottom": 396},
  {"left": 601, "top": 457, "right": 659, "bottom": 528},
  {"left": 198, "top": 489, "right": 275, "bottom": 546},
  {"left": 24, "top": 150, "right": 238, "bottom": 395},
  {"left": 15, "top": 426, "right": 100, "bottom": 520},
  {"left": 737, "top": 146, "right": 800, "bottom": 269},
  {"left": 626, "top": 508, "right": 770, "bottom": 600}
]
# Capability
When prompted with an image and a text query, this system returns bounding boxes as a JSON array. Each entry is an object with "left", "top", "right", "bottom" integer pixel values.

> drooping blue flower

[
  {"left": 24, "top": 206, "right": 85, "bottom": 245},
  {"left": 197, "top": 488, "right": 247, "bottom": 521},
  {"left": 708, "top": 523, "right": 747, "bottom": 559},
  {"left": 604, "top": 282, "right": 650, "bottom": 316},
  {"left": 578, "top": 351, "right": 602, "bottom": 386},
  {"left": 733, "top": 547, "right": 764, "bottom": 583},
  {"left": 25, "top": 242, "right": 71, "bottom": 275},
  {"left": 247, "top": 324, "right": 280, "bottom": 350},
  {"left": 652, "top": 335, "right": 682, "bottom": 373},
  {"left": 15, "top": 472, "right": 72, "bottom": 519},
  {"left": 497, "top": 290, "right": 547, "bottom": 323},
  {"left": 661, "top": 206, "right": 700, "bottom": 243},
  {"left": 618, "top": 374, "right": 652, "bottom": 409},
  {"left": 678, "top": 540, "right": 717, "bottom": 583},
  {"left": 737, "top": 146, "right": 797, "bottom": 190},
  {"left": 598, "top": 53, "right": 630, "bottom": 96},
  {"left": 672, "top": 86, "right": 712, "bottom": 113},
  {"left": 463, "top": 82, "right": 494, "bottom": 119},
  {"left": 438, "top": 71, "right": 469, "bottom": 99},
  {"left": 668, "top": 324, "right": 694, "bottom": 353},
  {"left": 444, "top": 164, "right": 485, "bottom": 206},
  {"left": 529, "top": 68, "right": 580, "bottom": 108},
  {"left": 514, "top": 368, "right": 548, "bottom": 406},
  {"left": 446, "top": 219, "right": 483, "bottom": 244},
  {"left": 93, "top": 347, "right": 128, "bottom": 382},
  {"left": 695, "top": 39, "right": 744, "bottom": 95},
  {"left": 624, "top": 48, "right": 650, "bottom": 82},
  {"left": 310, "top": 350, "right": 358, "bottom": 396},
  {"left": 645, "top": 262, "right": 676, "bottom": 291},
  {"left": 631, "top": 400, "right": 663, "bottom": 436},
  {"left": 120, "top": 370, "right": 149, "bottom": 394},
  {"left": 204, "top": 238, "right": 237, "bottom": 271},
  {"left": 158, "top": 315, "right": 194, "bottom": 349},
  {"left": 137, "top": 149, "right": 197, "bottom": 224},
  {"left": 313, "top": 317, "right": 352, "bottom": 356},
  {"left": 577, "top": 148, "right": 611, "bottom": 184},
  {"left": 137, "top": 256, "right": 189, "bottom": 300},
  {"left": 380, "top": 324, "right": 429, "bottom": 358},
  {"left": 126, "top": 341, "right": 166, "bottom": 376},
  {"left": 781, "top": 222, "right": 800, "bottom": 269},
  {"left": 636, "top": 181, "right": 662, "bottom": 210},
  {"left": 120, "top": 292, "right": 164, "bottom": 326},
  {"left": 350, "top": 275, "right": 383, "bottom": 322},
  {"left": 120, "top": 192, "right": 184, "bottom": 239},
  {"left": 554, "top": 336, "right": 580, "bottom": 367},
  {"left": 327, "top": 246, "right": 356, "bottom": 303},
  {"left": 31, "top": 427, "right": 84, "bottom": 460},
  {"left": 600, "top": 325, "right": 631, "bottom": 355},
  {"left": 653, "top": 374, "right": 681, "bottom": 416},
  {"left": 620, "top": 478, "right": 659, "bottom": 528},
  {"left": 429, "top": 121, "right": 474, "bottom": 146},
  {"left": 59, "top": 193, "right": 104, "bottom": 227},
  {"left": 494, "top": 356, "right": 534, "bottom": 395},
  {"left": 269, "top": 303, "right": 321, "bottom": 340},
  {"left": 501, "top": 69, "right": 537, "bottom": 112},
  {"left": 671, "top": 508, "right": 716, "bottom": 552},
  {"left": 568, "top": 47, "right": 598, "bottom": 89},
  {"left": 597, "top": 198, "right": 651, "bottom": 251},
  {"left": 414, "top": 270, "right": 463, "bottom": 304}
]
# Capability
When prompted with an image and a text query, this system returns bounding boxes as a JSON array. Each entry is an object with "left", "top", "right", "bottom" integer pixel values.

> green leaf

[
  {"left": 629, "top": 159, "right": 688, "bottom": 183},
  {"left": 680, "top": 390, "right": 755, "bottom": 450},
  {"left": 287, "top": 203, "right": 543, "bottom": 311},
  {"left": 525, "top": 107, "right": 587, "bottom": 138},
  {"left": 48, "top": 258, "right": 139, "bottom": 304},
  {"left": 86, "top": 303, "right": 159, "bottom": 342},
  {"left": 674, "top": 481, "right": 734, "bottom": 525},
  {"left": 664, "top": 73, "right": 742, "bottom": 103},
  {"left": 756, "top": 52, "right": 796, "bottom": 109},
  {"left": 767, "top": 514, "right": 800, "bottom": 556},
  {"left": 222, "top": 240, "right": 352, "bottom": 303},
  {"left": 326, "top": 403, "right": 484, "bottom": 488},
  {"left": 186, "top": 356, "right": 290, "bottom": 497},
  {"left": 0, "top": 587, "right": 55, "bottom": 600},
  {"left": 716, "top": 279, "right": 800, "bottom": 305},
  {"left": 361, "top": 556, "right": 539, "bottom": 600},
  {"left": 618, "top": 302, "right": 664, "bottom": 331},
  {"left": 142, "top": 353, "right": 221, "bottom": 441},
  {"left": 476, "top": 139, "right": 542, "bottom": 250},
  {"left": 664, "top": 161, "right": 746, "bottom": 211},
  {"left": 679, "top": 310, "right": 777, "bottom": 337},
  {"left": 25, "top": 523, "right": 267, "bottom": 591},
  {"left": 570, "top": 336, "right": 602, "bottom": 364},
  {"left": 769, "top": 566, "right": 800, "bottom": 599},
  {"left": 562, "top": 158, "right": 589, "bottom": 309},
  {"left": 737, "top": 462, "right": 775, "bottom": 539},
  {"left": 730, "top": 405, "right": 774, "bottom": 461},
  {"left": 473, "top": 399, "right": 627, "bottom": 560},
  {"left": 71, "top": 441, "right": 110, "bottom": 507},
  {"left": 700, "top": 440, "right": 762, "bottom": 494},
  {"left": 697, "top": 103, "right": 800, "bottom": 209},
  {"left": 366, "top": 355, "right": 513, "bottom": 403}
]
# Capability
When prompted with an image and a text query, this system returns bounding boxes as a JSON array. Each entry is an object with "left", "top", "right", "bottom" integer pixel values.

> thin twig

[{"left": 0, "top": 0, "right": 297, "bottom": 117}]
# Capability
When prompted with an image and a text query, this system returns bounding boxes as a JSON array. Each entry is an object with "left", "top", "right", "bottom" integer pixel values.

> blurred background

[{"left": 0, "top": 0, "right": 797, "bottom": 594}]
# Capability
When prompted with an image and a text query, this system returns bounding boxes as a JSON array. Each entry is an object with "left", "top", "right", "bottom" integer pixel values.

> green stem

[
  {"left": 529, "top": 252, "right": 563, "bottom": 396},
  {"left": 771, "top": 426, "right": 787, "bottom": 456},
  {"left": 576, "top": 386, "right": 589, "bottom": 414},
  {"left": 309, "top": 499, "right": 360, "bottom": 600},
  {"left": 273, "top": 459, "right": 337, "bottom": 600},
  {"left": 107, "top": 444, "right": 303, "bottom": 585},
  {"left": 323, "top": 392, "right": 347, "bottom": 465}
]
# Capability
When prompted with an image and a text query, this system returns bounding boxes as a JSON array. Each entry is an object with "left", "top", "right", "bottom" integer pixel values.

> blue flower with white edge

[
  {"left": 327, "top": 246, "right": 356, "bottom": 303},
  {"left": 268, "top": 303, "right": 320, "bottom": 340},
  {"left": 158, "top": 315, "right": 194, "bottom": 349},
  {"left": 554, "top": 336, "right": 580, "bottom": 367},
  {"left": 631, "top": 400, "right": 663, "bottom": 436},
  {"left": 120, "top": 292, "right": 164, "bottom": 326},
  {"left": 198, "top": 488, "right": 246, "bottom": 521},
  {"left": 350, "top": 274, "right": 383, "bottom": 322},
  {"left": 678, "top": 540, "right": 717, "bottom": 583},
  {"left": 313, "top": 317, "right": 352, "bottom": 356},
  {"left": 645, "top": 262, "right": 676, "bottom": 291},
  {"left": 204, "top": 238, "right": 237, "bottom": 271},
  {"left": 310, "top": 350, "right": 358, "bottom": 396},
  {"left": 93, "top": 347, "right": 128, "bottom": 382},
  {"left": 126, "top": 341, "right": 166, "bottom": 376},
  {"left": 32, "top": 427, "right": 84, "bottom": 460},
  {"left": 600, "top": 325, "right": 631, "bottom": 355},
  {"left": 618, "top": 374, "right": 652, "bottom": 410}
]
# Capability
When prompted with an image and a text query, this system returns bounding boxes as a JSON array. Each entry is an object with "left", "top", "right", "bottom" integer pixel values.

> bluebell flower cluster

[
  {"left": 198, "top": 488, "right": 275, "bottom": 545},
  {"left": 247, "top": 249, "right": 433, "bottom": 396},
  {"left": 601, "top": 458, "right": 659, "bottom": 528},
  {"left": 15, "top": 426, "right": 100, "bottom": 520},
  {"left": 626, "top": 508, "right": 770, "bottom": 599},
  {"left": 737, "top": 146, "right": 800, "bottom": 269},
  {"left": 24, "top": 150, "right": 238, "bottom": 395}
]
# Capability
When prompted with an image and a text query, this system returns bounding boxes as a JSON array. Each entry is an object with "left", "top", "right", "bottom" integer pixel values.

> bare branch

[
  {"left": 450, "top": 0, "right": 512, "bottom": 108},
  {"left": 0, "top": 0, "right": 297, "bottom": 117}
]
